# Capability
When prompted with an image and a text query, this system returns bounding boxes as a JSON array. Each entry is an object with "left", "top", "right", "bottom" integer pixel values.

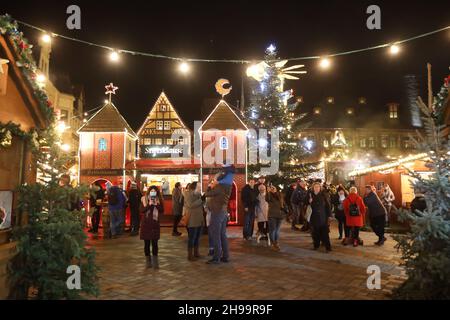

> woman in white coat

[{"left": 255, "top": 184, "right": 269, "bottom": 243}]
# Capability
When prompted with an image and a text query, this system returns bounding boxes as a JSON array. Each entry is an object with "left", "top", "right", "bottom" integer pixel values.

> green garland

[
  {"left": 0, "top": 14, "right": 54, "bottom": 122},
  {"left": 0, "top": 121, "right": 38, "bottom": 148}
]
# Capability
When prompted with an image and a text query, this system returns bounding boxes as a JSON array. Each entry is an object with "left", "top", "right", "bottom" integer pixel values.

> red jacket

[{"left": 343, "top": 193, "right": 366, "bottom": 227}]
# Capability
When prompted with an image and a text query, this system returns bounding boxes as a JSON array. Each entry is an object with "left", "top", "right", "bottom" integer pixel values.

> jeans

[
  {"left": 370, "top": 215, "right": 386, "bottom": 241},
  {"left": 208, "top": 226, "right": 214, "bottom": 251},
  {"left": 268, "top": 217, "right": 283, "bottom": 243},
  {"left": 173, "top": 215, "right": 182, "bottom": 233},
  {"left": 210, "top": 210, "right": 229, "bottom": 261},
  {"left": 335, "top": 214, "right": 350, "bottom": 238},
  {"left": 130, "top": 206, "right": 140, "bottom": 232},
  {"left": 144, "top": 239, "right": 158, "bottom": 256},
  {"left": 187, "top": 227, "right": 202, "bottom": 248},
  {"left": 243, "top": 208, "right": 255, "bottom": 238},
  {"left": 311, "top": 225, "right": 331, "bottom": 250},
  {"left": 291, "top": 204, "right": 300, "bottom": 226},
  {"left": 110, "top": 209, "right": 122, "bottom": 236}
]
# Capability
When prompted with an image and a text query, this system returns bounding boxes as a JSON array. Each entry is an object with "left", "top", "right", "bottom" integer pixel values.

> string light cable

[{"left": 16, "top": 19, "right": 450, "bottom": 63}]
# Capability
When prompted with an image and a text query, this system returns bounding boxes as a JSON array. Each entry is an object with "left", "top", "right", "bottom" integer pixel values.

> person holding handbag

[
  {"left": 183, "top": 182, "right": 204, "bottom": 261},
  {"left": 343, "top": 187, "right": 366, "bottom": 247},
  {"left": 139, "top": 185, "right": 164, "bottom": 268}
]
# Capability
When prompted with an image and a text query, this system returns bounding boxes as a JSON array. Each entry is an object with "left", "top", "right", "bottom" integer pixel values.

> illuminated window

[
  {"left": 368, "top": 137, "right": 375, "bottom": 148},
  {"left": 144, "top": 138, "right": 151, "bottom": 145},
  {"left": 160, "top": 104, "right": 167, "bottom": 112},
  {"left": 156, "top": 121, "right": 163, "bottom": 130},
  {"left": 313, "top": 107, "right": 321, "bottom": 115},
  {"left": 166, "top": 138, "right": 174, "bottom": 145},
  {"left": 389, "top": 103, "right": 398, "bottom": 119},
  {"left": 402, "top": 137, "right": 410, "bottom": 149},
  {"left": 164, "top": 121, "right": 171, "bottom": 130},
  {"left": 154, "top": 138, "right": 162, "bottom": 145},
  {"left": 323, "top": 139, "right": 329, "bottom": 148},
  {"left": 219, "top": 136, "right": 229, "bottom": 150},
  {"left": 178, "top": 136, "right": 184, "bottom": 145},
  {"left": 381, "top": 136, "right": 388, "bottom": 148},
  {"left": 98, "top": 138, "right": 107, "bottom": 151},
  {"left": 326, "top": 97, "right": 334, "bottom": 104},
  {"left": 346, "top": 108, "right": 354, "bottom": 115},
  {"left": 389, "top": 136, "right": 397, "bottom": 148},
  {"left": 360, "top": 138, "right": 366, "bottom": 148},
  {"left": 358, "top": 97, "right": 367, "bottom": 104}
]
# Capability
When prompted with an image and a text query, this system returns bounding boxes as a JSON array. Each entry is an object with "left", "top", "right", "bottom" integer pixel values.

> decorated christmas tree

[
  {"left": 392, "top": 74, "right": 450, "bottom": 299},
  {"left": 1, "top": 14, "right": 99, "bottom": 300},
  {"left": 245, "top": 45, "right": 316, "bottom": 186}
]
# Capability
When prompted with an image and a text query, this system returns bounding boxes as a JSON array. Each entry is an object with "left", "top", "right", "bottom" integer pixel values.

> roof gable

[
  {"left": 77, "top": 102, "right": 137, "bottom": 137},
  {"left": 137, "top": 91, "right": 190, "bottom": 136},
  {"left": 200, "top": 100, "right": 248, "bottom": 131}
]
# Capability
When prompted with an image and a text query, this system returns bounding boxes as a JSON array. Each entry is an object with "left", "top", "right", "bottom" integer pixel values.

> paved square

[{"left": 92, "top": 221, "right": 405, "bottom": 300}]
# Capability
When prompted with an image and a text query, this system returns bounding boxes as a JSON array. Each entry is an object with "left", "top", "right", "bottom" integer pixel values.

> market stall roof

[
  {"left": 77, "top": 102, "right": 137, "bottom": 138},
  {"left": 126, "top": 158, "right": 200, "bottom": 171},
  {"left": 199, "top": 99, "right": 248, "bottom": 131}
]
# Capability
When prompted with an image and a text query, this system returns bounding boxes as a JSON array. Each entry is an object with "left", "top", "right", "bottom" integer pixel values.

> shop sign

[{"left": 140, "top": 144, "right": 186, "bottom": 158}]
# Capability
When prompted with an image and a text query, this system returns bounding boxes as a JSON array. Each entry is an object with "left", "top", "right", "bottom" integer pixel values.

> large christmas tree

[
  {"left": 393, "top": 75, "right": 450, "bottom": 299},
  {"left": 245, "top": 45, "right": 316, "bottom": 186}
]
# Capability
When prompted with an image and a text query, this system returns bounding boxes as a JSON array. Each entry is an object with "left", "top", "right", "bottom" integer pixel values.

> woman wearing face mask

[
  {"left": 140, "top": 185, "right": 164, "bottom": 268},
  {"left": 183, "top": 182, "right": 204, "bottom": 261}
]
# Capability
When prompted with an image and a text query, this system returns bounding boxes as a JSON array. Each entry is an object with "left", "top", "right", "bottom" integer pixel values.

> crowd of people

[{"left": 82, "top": 168, "right": 406, "bottom": 268}]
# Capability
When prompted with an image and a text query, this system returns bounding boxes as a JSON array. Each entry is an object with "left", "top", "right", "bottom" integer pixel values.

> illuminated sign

[{"left": 140, "top": 144, "right": 187, "bottom": 158}]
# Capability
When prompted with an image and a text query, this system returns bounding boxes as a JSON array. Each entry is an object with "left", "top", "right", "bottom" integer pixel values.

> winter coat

[
  {"left": 172, "top": 187, "right": 183, "bottom": 216},
  {"left": 108, "top": 186, "right": 126, "bottom": 212},
  {"left": 184, "top": 190, "right": 204, "bottom": 228},
  {"left": 267, "top": 192, "right": 283, "bottom": 219},
  {"left": 343, "top": 193, "right": 366, "bottom": 227},
  {"left": 363, "top": 191, "right": 387, "bottom": 218},
  {"left": 331, "top": 191, "right": 348, "bottom": 218},
  {"left": 204, "top": 184, "right": 232, "bottom": 214},
  {"left": 381, "top": 186, "right": 395, "bottom": 206},
  {"left": 241, "top": 184, "right": 259, "bottom": 210},
  {"left": 128, "top": 188, "right": 142, "bottom": 211},
  {"left": 139, "top": 196, "right": 163, "bottom": 240},
  {"left": 255, "top": 193, "right": 269, "bottom": 222},
  {"left": 309, "top": 191, "right": 332, "bottom": 228},
  {"left": 291, "top": 185, "right": 308, "bottom": 206}
]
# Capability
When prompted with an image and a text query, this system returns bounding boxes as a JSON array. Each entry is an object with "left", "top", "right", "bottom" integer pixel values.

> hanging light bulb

[
  {"left": 41, "top": 33, "right": 51, "bottom": 44},
  {"left": 390, "top": 44, "right": 400, "bottom": 55},
  {"left": 109, "top": 50, "right": 120, "bottom": 62},
  {"left": 319, "top": 57, "right": 331, "bottom": 70},
  {"left": 178, "top": 61, "right": 190, "bottom": 74},
  {"left": 36, "top": 73, "right": 46, "bottom": 84}
]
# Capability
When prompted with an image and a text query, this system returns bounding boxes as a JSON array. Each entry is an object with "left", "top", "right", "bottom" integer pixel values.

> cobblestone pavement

[{"left": 91, "top": 221, "right": 406, "bottom": 300}]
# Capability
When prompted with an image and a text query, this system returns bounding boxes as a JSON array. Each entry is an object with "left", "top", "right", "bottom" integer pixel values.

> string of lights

[{"left": 17, "top": 19, "right": 450, "bottom": 64}]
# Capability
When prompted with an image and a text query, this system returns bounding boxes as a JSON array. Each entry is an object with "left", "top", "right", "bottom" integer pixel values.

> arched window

[
  {"left": 98, "top": 138, "right": 107, "bottom": 151},
  {"left": 219, "top": 136, "right": 229, "bottom": 150}
]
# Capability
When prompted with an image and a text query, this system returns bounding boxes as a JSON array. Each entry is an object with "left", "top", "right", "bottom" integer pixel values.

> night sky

[{"left": 2, "top": 0, "right": 449, "bottom": 130}]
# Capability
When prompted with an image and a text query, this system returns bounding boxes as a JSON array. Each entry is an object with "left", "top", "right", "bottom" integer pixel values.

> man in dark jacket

[
  {"left": 291, "top": 180, "right": 308, "bottom": 231},
  {"left": 128, "top": 182, "right": 142, "bottom": 236},
  {"left": 172, "top": 182, "right": 183, "bottom": 236},
  {"left": 205, "top": 178, "right": 232, "bottom": 264},
  {"left": 108, "top": 185, "right": 127, "bottom": 239},
  {"left": 363, "top": 185, "right": 387, "bottom": 245},
  {"left": 241, "top": 178, "right": 258, "bottom": 240},
  {"left": 89, "top": 181, "right": 105, "bottom": 235},
  {"left": 410, "top": 188, "right": 427, "bottom": 215},
  {"left": 308, "top": 182, "right": 332, "bottom": 252}
]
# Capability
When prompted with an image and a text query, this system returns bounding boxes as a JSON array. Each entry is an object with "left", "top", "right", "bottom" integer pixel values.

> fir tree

[
  {"left": 245, "top": 46, "right": 316, "bottom": 186},
  {"left": 6, "top": 123, "right": 100, "bottom": 299},
  {"left": 392, "top": 76, "right": 450, "bottom": 299}
]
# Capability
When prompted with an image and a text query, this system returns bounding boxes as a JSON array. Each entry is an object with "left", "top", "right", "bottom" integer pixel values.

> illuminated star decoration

[
  {"left": 0, "top": 58, "right": 9, "bottom": 74},
  {"left": 105, "top": 82, "right": 119, "bottom": 102}
]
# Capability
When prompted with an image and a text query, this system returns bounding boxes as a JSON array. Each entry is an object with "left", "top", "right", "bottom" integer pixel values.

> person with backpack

[
  {"left": 140, "top": 185, "right": 164, "bottom": 268},
  {"left": 331, "top": 185, "right": 349, "bottom": 241},
  {"left": 108, "top": 185, "right": 127, "bottom": 239},
  {"left": 343, "top": 187, "right": 366, "bottom": 247}
]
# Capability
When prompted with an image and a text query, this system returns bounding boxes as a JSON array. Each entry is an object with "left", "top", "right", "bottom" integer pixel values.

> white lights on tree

[
  {"left": 36, "top": 73, "right": 46, "bottom": 84},
  {"left": 258, "top": 138, "right": 268, "bottom": 147},
  {"left": 60, "top": 144, "right": 71, "bottom": 152},
  {"left": 266, "top": 44, "right": 276, "bottom": 53}
]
